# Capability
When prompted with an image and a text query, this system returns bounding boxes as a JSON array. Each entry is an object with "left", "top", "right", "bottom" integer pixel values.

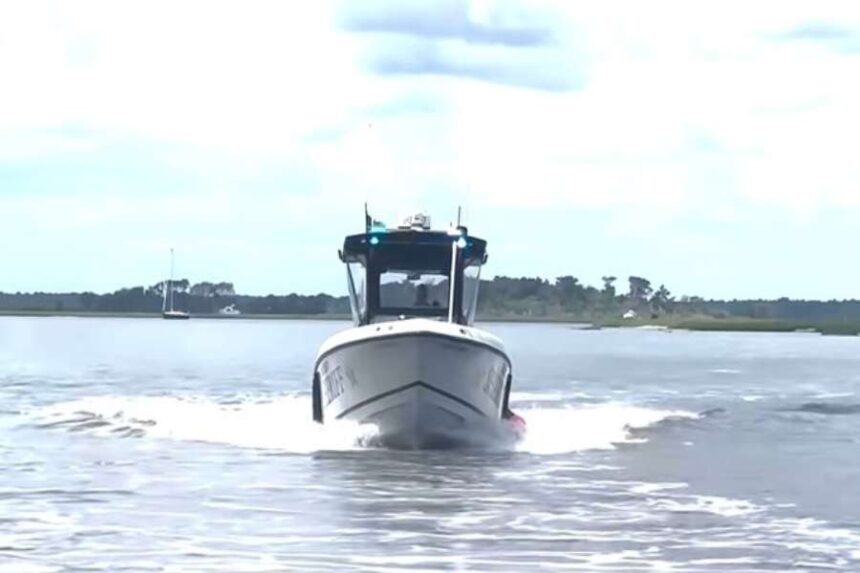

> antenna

[
  {"left": 364, "top": 203, "right": 371, "bottom": 233},
  {"left": 457, "top": 206, "right": 462, "bottom": 227},
  {"left": 168, "top": 248, "right": 175, "bottom": 312},
  {"left": 448, "top": 239, "right": 458, "bottom": 324}
]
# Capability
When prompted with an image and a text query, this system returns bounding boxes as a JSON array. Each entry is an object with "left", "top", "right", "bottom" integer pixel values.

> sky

[{"left": 1, "top": 0, "right": 860, "bottom": 299}]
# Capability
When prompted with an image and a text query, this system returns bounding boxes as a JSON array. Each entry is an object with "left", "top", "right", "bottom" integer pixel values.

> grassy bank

[
  {"left": 596, "top": 315, "right": 860, "bottom": 335},
  {"left": 3, "top": 309, "right": 860, "bottom": 335},
  {"left": 0, "top": 310, "right": 592, "bottom": 324}
]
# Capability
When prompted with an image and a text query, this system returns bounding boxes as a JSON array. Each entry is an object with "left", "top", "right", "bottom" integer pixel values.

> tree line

[
  {"left": 0, "top": 280, "right": 348, "bottom": 315},
  {"left": 477, "top": 275, "right": 674, "bottom": 318},
  {"left": 3, "top": 275, "right": 860, "bottom": 322}
]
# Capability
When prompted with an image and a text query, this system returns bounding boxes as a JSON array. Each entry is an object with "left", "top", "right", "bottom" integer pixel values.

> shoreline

[
  {"left": 1, "top": 309, "right": 859, "bottom": 335},
  {"left": 0, "top": 310, "right": 353, "bottom": 321}
]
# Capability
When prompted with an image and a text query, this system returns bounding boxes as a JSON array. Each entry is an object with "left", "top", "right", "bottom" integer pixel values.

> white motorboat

[
  {"left": 312, "top": 210, "right": 525, "bottom": 449},
  {"left": 218, "top": 303, "right": 241, "bottom": 316}
]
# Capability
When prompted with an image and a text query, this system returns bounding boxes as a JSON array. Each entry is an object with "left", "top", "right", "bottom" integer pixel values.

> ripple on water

[{"left": 2, "top": 319, "right": 860, "bottom": 572}]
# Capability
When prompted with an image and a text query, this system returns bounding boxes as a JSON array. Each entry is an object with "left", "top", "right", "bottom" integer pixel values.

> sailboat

[{"left": 162, "top": 248, "right": 190, "bottom": 320}]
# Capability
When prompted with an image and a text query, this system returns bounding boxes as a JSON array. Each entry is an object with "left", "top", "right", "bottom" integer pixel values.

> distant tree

[
  {"left": 750, "top": 303, "right": 771, "bottom": 319},
  {"left": 147, "top": 281, "right": 165, "bottom": 297},
  {"left": 190, "top": 282, "right": 215, "bottom": 297},
  {"left": 555, "top": 276, "right": 586, "bottom": 311},
  {"left": 628, "top": 276, "right": 652, "bottom": 302},
  {"left": 650, "top": 284, "right": 674, "bottom": 314},
  {"left": 80, "top": 292, "right": 97, "bottom": 310},
  {"left": 96, "top": 286, "right": 160, "bottom": 312},
  {"left": 601, "top": 276, "right": 617, "bottom": 298},
  {"left": 214, "top": 282, "right": 235, "bottom": 296}
]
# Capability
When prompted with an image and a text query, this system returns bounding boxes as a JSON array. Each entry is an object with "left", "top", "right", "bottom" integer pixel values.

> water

[{"left": 2, "top": 317, "right": 860, "bottom": 572}]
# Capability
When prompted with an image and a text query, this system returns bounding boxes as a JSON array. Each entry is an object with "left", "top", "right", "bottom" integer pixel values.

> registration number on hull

[
  {"left": 319, "top": 362, "right": 345, "bottom": 405},
  {"left": 481, "top": 364, "right": 508, "bottom": 408},
  {"left": 319, "top": 361, "right": 359, "bottom": 406}
]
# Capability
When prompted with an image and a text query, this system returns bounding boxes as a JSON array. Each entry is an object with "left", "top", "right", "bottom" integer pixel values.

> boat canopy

[{"left": 339, "top": 225, "right": 488, "bottom": 326}]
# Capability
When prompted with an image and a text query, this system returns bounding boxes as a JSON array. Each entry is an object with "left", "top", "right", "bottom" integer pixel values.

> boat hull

[
  {"left": 314, "top": 320, "right": 513, "bottom": 449},
  {"left": 162, "top": 311, "right": 190, "bottom": 320}
]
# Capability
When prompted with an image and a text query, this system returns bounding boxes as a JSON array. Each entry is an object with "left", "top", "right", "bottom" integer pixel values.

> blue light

[
  {"left": 369, "top": 236, "right": 380, "bottom": 246},
  {"left": 370, "top": 224, "right": 387, "bottom": 233}
]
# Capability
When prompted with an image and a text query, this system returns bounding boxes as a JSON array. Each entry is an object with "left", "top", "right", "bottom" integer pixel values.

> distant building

[{"left": 622, "top": 309, "right": 637, "bottom": 319}]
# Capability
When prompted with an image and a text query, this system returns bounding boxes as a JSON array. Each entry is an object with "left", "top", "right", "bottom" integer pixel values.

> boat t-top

[{"left": 312, "top": 210, "right": 524, "bottom": 448}]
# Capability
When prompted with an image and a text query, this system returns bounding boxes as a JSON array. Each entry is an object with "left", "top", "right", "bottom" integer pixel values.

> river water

[{"left": 1, "top": 317, "right": 859, "bottom": 571}]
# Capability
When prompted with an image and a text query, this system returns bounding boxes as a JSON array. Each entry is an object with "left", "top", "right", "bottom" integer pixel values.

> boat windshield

[
  {"left": 379, "top": 270, "right": 450, "bottom": 315},
  {"left": 340, "top": 228, "right": 489, "bottom": 325},
  {"left": 462, "top": 262, "right": 481, "bottom": 324},
  {"left": 346, "top": 261, "right": 367, "bottom": 324}
]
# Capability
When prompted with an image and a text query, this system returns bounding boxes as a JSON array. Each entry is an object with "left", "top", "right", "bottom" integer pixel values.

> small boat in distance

[
  {"left": 162, "top": 248, "right": 190, "bottom": 320},
  {"left": 218, "top": 303, "right": 241, "bottom": 316},
  {"left": 312, "top": 208, "right": 525, "bottom": 449}
]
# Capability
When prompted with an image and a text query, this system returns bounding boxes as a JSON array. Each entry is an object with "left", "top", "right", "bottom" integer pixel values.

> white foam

[
  {"left": 812, "top": 392, "right": 855, "bottom": 399},
  {"left": 27, "top": 395, "right": 698, "bottom": 456},
  {"left": 28, "top": 394, "right": 376, "bottom": 453},
  {"left": 650, "top": 494, "right": 763, "bottom": 517},
  {"left": 514, "top": 402, "right": 699, "bottom": 455},
  {"left": 687, "top": 557, "right": 759, "bottom": 566},
  {"left": 509, "top": 391, "right": 569, "bottom": 402},
  {"left": 629, "top": 482, "right": 688, "bottom": 495},
  {"left": 0, "top": 563, "right": 60, "bottom": 573}
]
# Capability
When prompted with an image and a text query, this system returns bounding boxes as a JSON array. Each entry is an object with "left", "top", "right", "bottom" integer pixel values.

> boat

[
  {"left": 312, "top": 209, "right": 525, "bottom": 449},
  {"left": 162, "top": 248, "right": 190, "bottom": 320},
  {"left": 218, "top": 303, "right": 241, "bottom": 316}
]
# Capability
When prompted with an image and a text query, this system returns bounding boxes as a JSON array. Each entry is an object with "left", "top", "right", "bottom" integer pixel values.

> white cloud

[{"left": 0, "top": 1, "right": 375, "bottom": 154}]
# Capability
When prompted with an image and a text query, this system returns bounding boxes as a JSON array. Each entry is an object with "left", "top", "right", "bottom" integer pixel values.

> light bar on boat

[{"left": 399, "top": 213, "right": 431, "bottom": 230}]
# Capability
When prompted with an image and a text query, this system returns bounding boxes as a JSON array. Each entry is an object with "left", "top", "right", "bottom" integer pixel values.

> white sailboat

[{"left": 162, "top": 248, "right": 190, "bottom": 320}]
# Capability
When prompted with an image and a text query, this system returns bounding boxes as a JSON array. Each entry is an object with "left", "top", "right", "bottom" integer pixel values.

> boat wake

[
  {"left": 511, "top": 399, "right": 699, "bottom": 454},
  {"left": 24, "top": 393, "right": 699, "bottom": 455},
  {"left": 28, "top": 394, "right": 377, "bottom": 453}
]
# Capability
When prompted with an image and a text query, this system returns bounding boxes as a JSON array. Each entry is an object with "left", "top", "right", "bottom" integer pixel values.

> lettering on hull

[
  {"left": 481, "top": 364, "right": 508, "bottom": 408},
  {"left": 320, "top": 360, "right": 346, "bottom": 405}
]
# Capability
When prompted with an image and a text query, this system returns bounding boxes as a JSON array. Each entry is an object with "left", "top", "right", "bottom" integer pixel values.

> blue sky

[{"left": 1, "top": 1, "right": 860, "bottom": 299}]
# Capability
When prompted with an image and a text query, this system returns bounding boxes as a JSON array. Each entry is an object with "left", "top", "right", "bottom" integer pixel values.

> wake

[{"left": 25, "top": 393, "right": 699, "bottom": 455}]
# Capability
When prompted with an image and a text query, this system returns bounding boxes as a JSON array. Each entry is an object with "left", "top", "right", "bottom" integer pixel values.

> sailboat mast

[{"left": 169, "top": 248, "right": 175, "bottom": 312}]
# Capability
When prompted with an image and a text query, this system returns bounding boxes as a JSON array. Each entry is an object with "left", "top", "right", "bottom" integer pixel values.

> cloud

[
  {"left": 777, "top": 22, "right": 860, "bottom": 52},
  {"left": 367, "top": 38, "right": 582, "bottom": 91},
  {"left": 781, "top": 22, "right": 854, "bottom": 41},
  {"left": 340, "top": 0, "right": 583, "bottom": 91},
  {"left": 0, "top": 1, "right": 369, "bottom": 155},
  {"left": 340, "top": 0, "right": 557, "bottom": 47},
  {"left": 5, "top": 1, "right": 860, "bottom": 298}
]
